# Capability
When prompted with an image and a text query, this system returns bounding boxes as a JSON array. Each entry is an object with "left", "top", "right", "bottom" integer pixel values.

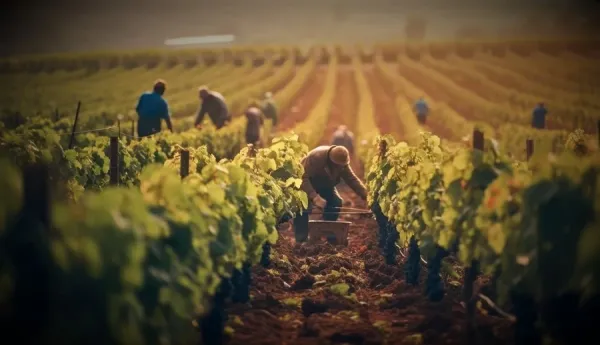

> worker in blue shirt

[
  {"left": 414, "top": 97, "right": 429, "bottom": 124},
  {"left": 531, "top": 102, "right": 548, "bottom": 129},
  {"left": 135, "top": 80, "right": 173, "bottom": 137}
]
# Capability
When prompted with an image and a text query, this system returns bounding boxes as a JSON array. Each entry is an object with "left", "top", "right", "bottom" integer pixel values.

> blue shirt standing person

[
  {"left": 414, "top": 97, "right": 429, "bottom": 124},
  {"left": 531, "top": 102, "right": 548, "bottom": 129},
  {"left": 135, "top": 80, "right": 173, "bottom": 137}
]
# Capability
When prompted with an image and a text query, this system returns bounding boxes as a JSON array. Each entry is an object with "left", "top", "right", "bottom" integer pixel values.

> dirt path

[
  {"left": 317, "top": 66, "right": 361, "bottom": 173},
  {"left": 224, "top": 187, "right": 514, "bottom": 345},
  {"left": 278, "top": 66, "right": 328, "bottom": 131},
  {"left": 318, "top": 67, "right": 358, "bottom": 146},
  {"left": 362, "top": 66, "right": 405, "bottom": 141}
]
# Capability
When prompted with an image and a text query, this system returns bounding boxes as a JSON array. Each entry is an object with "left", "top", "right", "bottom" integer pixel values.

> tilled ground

[{"left": 225, "top": 186, "right": 514, "bottom": 345}]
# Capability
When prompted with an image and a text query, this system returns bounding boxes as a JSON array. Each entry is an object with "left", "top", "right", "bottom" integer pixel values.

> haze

[{"left": 3, "top": 0, "right": 598, "bottom": 56}]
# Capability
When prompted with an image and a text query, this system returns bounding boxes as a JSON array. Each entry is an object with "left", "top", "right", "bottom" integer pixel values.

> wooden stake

[
  {"left": 526, "top": 139, "right": 534, "bottom": 160},
  {"left": 180, "top": 149, "right": 190, "bottom": 179},
  {"left": 472, "top": 129, "right": 484, "bottom": 151},
  {"left": 68, "top": 101, "right": 82, "bottom": 149},
  {"left": 109, "top": 137, "right": 119, "bottom": 185}
]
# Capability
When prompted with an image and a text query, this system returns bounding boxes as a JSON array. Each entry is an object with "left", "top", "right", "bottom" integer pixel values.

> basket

[{"left": 308, "top": 220, "right": 351, "bottom": 246}]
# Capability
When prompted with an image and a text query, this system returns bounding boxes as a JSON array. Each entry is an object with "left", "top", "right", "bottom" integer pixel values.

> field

[{"left": 1, "top": 39, "right": 600, "bottom": 345}]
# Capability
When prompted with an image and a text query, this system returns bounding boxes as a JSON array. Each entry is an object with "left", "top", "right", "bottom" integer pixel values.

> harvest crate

[{"left": 308, "top": 220, "right": 351, "bottom": 246}]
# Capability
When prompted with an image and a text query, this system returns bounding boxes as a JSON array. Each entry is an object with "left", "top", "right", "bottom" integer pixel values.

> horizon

[{"left": 3, "top": 0, "right": 598, "bottom": 56}]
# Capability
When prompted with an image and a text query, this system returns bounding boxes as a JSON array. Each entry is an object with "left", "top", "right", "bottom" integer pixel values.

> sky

[{"left": 2, "top": 0, "right": 598, "bottom": 56}]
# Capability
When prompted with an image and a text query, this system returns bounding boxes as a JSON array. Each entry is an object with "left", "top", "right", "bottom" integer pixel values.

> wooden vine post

[
  {"left": 247, "top": 143, "right": 257, "bottom": 158},
  {"left": 375, "top": 138, "right": 393, "bottom": 251},
  {"left": 464, "top": 129, "right": 484, "bottom": 345},
  {"left": 526, "top": 139, "right": 534, "bottom": 160},
  {"left": 68, "top": 101, "right": 82, "bottom": 149},
  {"left": 180, "top": 149, "right": 190, "bottom": 179},
  {"left": 109, "top": 137, "right": 119, "bottom": 185},
  {"left": 378, "top": 137, "right": 388, "bottom": 161}
]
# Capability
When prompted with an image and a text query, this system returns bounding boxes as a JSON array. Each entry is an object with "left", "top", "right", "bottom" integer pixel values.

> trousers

[
  {"left": 293, "top": 185, "right": 343, "bottom": 242},
  {"left": 245, "top": 132, "right": 260, "bottom": 146}
]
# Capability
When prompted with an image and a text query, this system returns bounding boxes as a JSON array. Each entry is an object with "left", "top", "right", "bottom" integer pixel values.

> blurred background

[{"left": 2, "top": 0, "right": 599, "bottom": 56}]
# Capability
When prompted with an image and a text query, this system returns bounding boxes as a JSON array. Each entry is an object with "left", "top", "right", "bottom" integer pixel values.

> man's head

[
  {"left": 538, "top": 102, "right": 545, "bottom": 107},
  {"left": 248, "top": 100, "right": 260, "bottom": 109},
  {"left": 337, "top": 125, "right": 348, "bottom": 132},
  {"left": 153, "top": 79, "right": 167, "bottom": 95},
  {"left": 198, "top": 86, "right": 210, "bottom": 100},
  {"left": 264, "top": 92, "right": 272, "bottom": 99},
  {"left": 328, "top": 146, "right": 350, "bottom": 167}
]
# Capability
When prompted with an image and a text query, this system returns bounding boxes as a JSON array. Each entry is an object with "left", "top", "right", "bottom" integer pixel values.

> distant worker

[
  {"left": 194, "top": 86, "right": 231, "bottom": 129},
  {"left": 245, "top": 102, "right": 264, "bottom": 147},
  {"left": 330, "top": 125, "right": 355, "bottom": 157},
  {"left": 293, "top": 145, "right": 367, "bottom": 243},
  {"left": 414, "top": 97, "right": 429, "bottom": 125},
  {"left": 135, "top": 79, "right": 173, "bottom": 137},
  {"left": 261, "top": 92, "right": 278, "bottom": 126},
  {"left": 531, "top": 102, "right": 548, "bottom": 129}
]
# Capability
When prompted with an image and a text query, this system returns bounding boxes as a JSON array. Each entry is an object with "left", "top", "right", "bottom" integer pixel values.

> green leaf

[{"left": 330, "top": 283, "right": 350, "bottom": 296}]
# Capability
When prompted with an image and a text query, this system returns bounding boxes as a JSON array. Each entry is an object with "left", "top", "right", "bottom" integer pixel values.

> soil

[
  {"left": 224, "top": 186, "right": 515, "bottom": 345},
  {"left": 278, "top": 66, "right": 328, "bottom": 131},
  {"left": 362, "top": 66, "right": 406, "bottom": 141},
  {"left": 271, "top": 65, "right": 302, "bottom": 96},
  {"left": 318, "top": 67, "right": 358, "bottom": 147},
  {"left": 317, "top": 66, "right": 361, "bottom": 173},
  {"left": 396, "top": 59, "right": 483, "bottom": 126}
]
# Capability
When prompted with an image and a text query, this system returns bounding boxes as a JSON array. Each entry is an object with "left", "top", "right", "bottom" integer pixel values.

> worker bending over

[
  {"left": 261, "top": 92, "right": 278, "bottom": 127},
  {"left": 135, "top": 79, "right": 173, "bottom": 137},
  {"left": 330, "top": 125, "right": 355, "bottom": 157},
  {"left": 245, "top": 102, "right": 264, "bottom": 147},
  {"left": 194, "top": 86, "right": 231, "bottom": 129},
  {"left": 293, "top": 145, "right": 367, "bottom": 243},
  {"left": 413, "top": 97, "right": 429, "bottom": 125}
]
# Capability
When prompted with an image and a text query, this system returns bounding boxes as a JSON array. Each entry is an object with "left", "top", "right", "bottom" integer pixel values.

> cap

[{"left": 329, "top": 146, "right": 350, "bottom": 166}]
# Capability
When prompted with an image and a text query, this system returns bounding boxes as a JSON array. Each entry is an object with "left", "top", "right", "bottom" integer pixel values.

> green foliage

[
  {"left": 0, "top": 115, "right": 250, "bottom": 201},
  {"left": 0, "top": 134, "right": 307, "bottom": 344},
  {"left": 364, "top": 131, "right": 600, "bottom": 307}
]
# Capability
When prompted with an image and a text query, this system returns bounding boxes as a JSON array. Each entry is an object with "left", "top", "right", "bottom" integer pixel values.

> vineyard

[{"left": 1, "top": 38, "right": 600, "bottom": 345}]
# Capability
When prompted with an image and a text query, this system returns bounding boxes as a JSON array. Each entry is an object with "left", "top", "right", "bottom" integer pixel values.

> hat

[{"left": 329, "top": 146, "right": 350, "bottom": 166}]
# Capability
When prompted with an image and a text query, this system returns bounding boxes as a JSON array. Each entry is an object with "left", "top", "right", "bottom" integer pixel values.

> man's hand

[
  {"left": 312, "top": 195, "right": 327, "bottom": 209},
  {"left": 195, "top": 124, "right": 202, "bottom": 130}
]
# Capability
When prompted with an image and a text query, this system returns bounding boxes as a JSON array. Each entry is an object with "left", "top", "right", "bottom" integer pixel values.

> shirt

[
  {"left": 195, "top": 91, "right": 230, "bottom": 129},
  {"left": 300, "top": 146, "right": 367, "bottom": 200},
  {"left": 262, "top": 100, "right": 278, "bottom": 125},
  {"left": 532, "top": 106, "right": 548, "bottom": 127},
  {"left": 135, "top": 91, "right": 170, "bottom": 137},
  {"left": 414, "top": 99, "right": 429, "bottom": 116},
  {"left": 245, "top": 106, "right": 264, "bottom": 140}
]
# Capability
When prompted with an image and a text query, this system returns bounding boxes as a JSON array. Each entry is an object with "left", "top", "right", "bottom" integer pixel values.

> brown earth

[
  {"left": 318, "top": 66, "right": 361, "bottom": 173},
  {"left": 224, "top": 186, "right": 515, "bottom": 345},
  {"left": 366, "top": 64, "right": 456, "bottom": 142},
  {"left": 278, "top": 66, "right": 329, "bottom": 131},
  {"left": 362, "top": 66, "right": 406, "bottom": 141}
]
